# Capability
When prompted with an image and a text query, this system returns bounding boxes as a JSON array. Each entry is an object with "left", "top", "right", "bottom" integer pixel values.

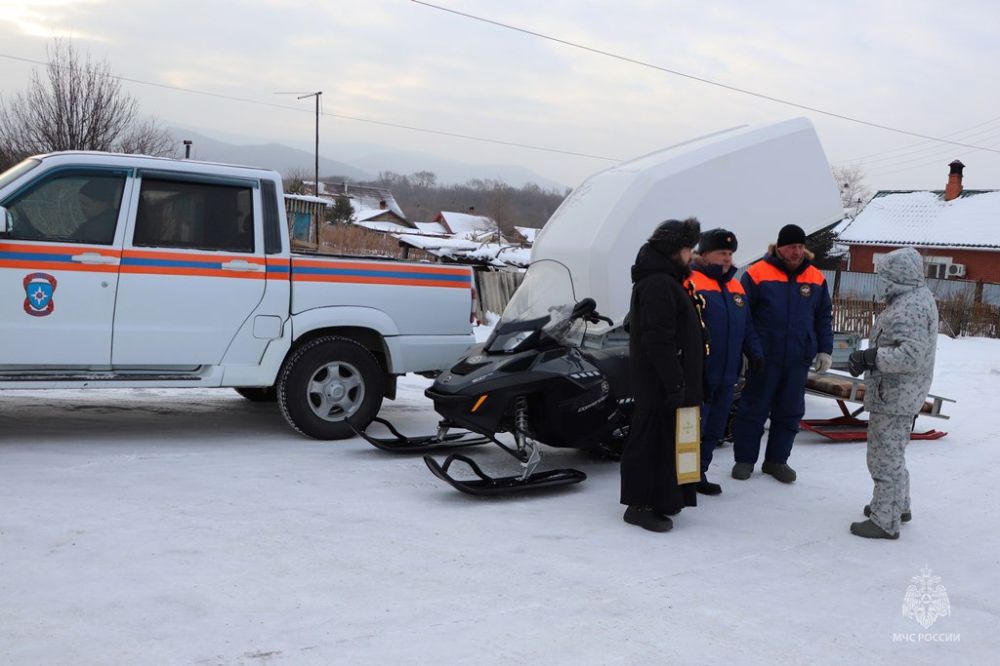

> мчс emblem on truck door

[{"left": 23, "top": 272, "right": 58, "bottom": 317}]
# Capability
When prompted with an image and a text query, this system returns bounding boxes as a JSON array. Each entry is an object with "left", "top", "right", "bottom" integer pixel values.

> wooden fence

[
  {"left": 474, "top": 270, "right": 524, "bottom": 321},
  {"left": 833, "top": 297, "right": 1000, "bottom": 338}
]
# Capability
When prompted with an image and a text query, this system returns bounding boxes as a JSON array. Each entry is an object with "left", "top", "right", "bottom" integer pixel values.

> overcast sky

[{"left": 2, "top": 0, "right": 999, "bottom": 192}]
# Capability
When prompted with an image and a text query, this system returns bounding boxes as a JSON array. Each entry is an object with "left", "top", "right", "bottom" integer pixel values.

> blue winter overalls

[
  {"left": 731, "top": 254, "right": 833, "bottom": 465},
  {"left": 690, "top": 264, "right": 762, "bottom": 477}
]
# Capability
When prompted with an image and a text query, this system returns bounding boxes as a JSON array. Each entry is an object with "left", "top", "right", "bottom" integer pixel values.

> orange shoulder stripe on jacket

[
  {"left": 797, "top": 265, "right": 826, "bottom": 286},
  {"left": 726, "top": 277, "right": 746, "bottom": 294},
  {"left": 746, "top": 261, "right": 788, "bottom": 284},
  {"left": 689, "top": 271, "right": 721, "bottom": 292}
]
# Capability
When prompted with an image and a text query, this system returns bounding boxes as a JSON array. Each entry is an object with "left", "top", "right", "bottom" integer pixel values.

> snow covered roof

[
  {"left": 413, "top": 221, "right": 450, "bottom": 236},
  {"left": 284, "top": 193, "right": 331, "bottom": 206},
  {"left": 395, "top": 234, "right": 531, "bottom": 268},
  {"left": 353, "top": 207, "right": 402, "bottom": 223},
  {"left": 435, "top": 211, "right": 495, "bottom": 238},
  {"left": 355, "top": 220, "right": 414, "bottom": 234},
  {"left": 837, "top": 190, "right": 1000, "bottom": 249},
  {"left": 514, "top": 226, "right": 539, "bottom": 244},
  {"left": 306, "top": 181, "right": 407, "bottom": 219}
]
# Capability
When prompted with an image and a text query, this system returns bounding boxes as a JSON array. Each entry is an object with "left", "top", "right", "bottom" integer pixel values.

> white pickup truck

[{"left": 0, "top": 152, "right": 475, "bottom": 438}]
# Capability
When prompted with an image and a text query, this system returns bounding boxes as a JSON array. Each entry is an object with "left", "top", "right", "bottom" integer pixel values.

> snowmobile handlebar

[{"left": 570, "top": 298, "right": 614, "bottom": 327}]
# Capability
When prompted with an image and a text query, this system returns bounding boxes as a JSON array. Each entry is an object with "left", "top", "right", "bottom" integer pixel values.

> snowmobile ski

[
  {"left": 423, "top": 453, "right": 587, "bottom": 496},
  {"left": 352, "top": 417, "right": 492, "bottom": 453}
]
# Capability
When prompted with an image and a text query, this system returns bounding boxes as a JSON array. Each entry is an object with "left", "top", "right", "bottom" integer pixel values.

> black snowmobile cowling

[{"left": 427, "top": 340, "right": 629, "bottom": 451}]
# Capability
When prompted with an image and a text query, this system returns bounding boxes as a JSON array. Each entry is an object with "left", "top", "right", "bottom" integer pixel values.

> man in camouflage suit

[{"left": 848, "top": 247, "right": 939, "bottom": 539}]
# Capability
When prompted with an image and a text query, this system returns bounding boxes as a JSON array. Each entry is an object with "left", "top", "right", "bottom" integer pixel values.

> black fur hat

[
  {"left": 648, "top": 217, "right": 701, "bottom": 256},
  {"left": 698, "top": 228, "right": 738, "bottom": 254}
]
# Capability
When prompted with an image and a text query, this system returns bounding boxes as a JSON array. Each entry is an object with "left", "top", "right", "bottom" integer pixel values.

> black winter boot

[
  {"left": 761, "top": 460, "right": 797, "bottom": 483},
  {"left": 696, "top": 478, "right": 722, "bottom": 495},
  {"left": 624, "top": 506, "right": 673, "bottom": 532},
  {"left": 865, "top": 505, "right": 912, "bottom": 523},
  {"left": 731, "top": 463, "right": 753, "bottom": 480}
]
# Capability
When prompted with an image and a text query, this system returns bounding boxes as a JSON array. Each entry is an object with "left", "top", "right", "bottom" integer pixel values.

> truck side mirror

[{"left": 0, "top": 206, "right": 11, "bottom": 235}]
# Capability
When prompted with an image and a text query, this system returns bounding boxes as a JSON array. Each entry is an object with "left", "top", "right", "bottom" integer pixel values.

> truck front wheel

[{"left": 278, "top": 336, "right": 385, "bottom": 439}]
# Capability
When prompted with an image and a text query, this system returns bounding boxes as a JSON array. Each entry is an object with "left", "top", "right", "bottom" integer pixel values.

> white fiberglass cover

[{"left": 531, "top": 117, "right": 843, "bottom": 325}]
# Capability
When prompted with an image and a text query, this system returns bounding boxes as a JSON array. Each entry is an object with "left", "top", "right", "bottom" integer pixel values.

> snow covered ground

[{"left": 2, "top": 334, "right": 997, "bottom": 664}]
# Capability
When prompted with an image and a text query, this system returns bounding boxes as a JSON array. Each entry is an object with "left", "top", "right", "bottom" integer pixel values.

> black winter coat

[
  {"left": 620, "top": 243, "right": 703, "bottom": 515},
  {"left": 627, "top": 244, "right": 704, "bottom": 410}
]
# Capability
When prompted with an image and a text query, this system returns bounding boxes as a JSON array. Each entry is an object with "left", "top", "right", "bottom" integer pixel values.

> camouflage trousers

[{"left": 867, "top": 412, "right": 913, "bottom": 534}]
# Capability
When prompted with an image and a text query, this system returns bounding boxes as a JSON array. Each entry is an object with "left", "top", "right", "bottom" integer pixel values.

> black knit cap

[
  {"left": 776, "top": 224, "right": 806, "bottom": 247},
  {"left": 648, "top": 217, "right": 701, "bottom": 256},
  {"left": 698, "top": 228, "right": 738, "bottom": 254}
]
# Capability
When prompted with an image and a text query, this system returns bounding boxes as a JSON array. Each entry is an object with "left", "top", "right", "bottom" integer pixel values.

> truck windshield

[{"left": 0, "top": 158, "right": 41, "bottom": 193}]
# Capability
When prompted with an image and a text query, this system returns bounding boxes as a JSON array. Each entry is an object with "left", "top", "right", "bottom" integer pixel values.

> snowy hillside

[{"left": 1, "top": 335, "right": 995, "bottom": 664}]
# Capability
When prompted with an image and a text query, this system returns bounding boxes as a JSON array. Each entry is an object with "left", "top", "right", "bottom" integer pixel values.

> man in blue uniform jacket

[
  {"left": 731, "top": 224, "right": 833, "bottom": 483},
  {"left": 689, "top": 229, "right": 763, "bottom": 495}
]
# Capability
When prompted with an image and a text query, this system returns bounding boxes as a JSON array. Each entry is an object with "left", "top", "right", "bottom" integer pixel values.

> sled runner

[
  {"left": 423, "top": 453, "right": 586, "bottom": 496},
  {"left": 800, "top": 371, "right": 954, "bottom": 442},
  {"left": 350, "top": 417, "right": 492, "bottom": 453}
]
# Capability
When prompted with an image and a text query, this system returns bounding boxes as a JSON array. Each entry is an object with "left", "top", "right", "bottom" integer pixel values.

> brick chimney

[{"left": 944, "top": 160, "right": 964, "bottom": 201}]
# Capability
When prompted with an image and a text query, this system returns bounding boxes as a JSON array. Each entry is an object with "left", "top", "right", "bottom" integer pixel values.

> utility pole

[{"left": 274, "top": 90, "right": 323, "bottom": 194}]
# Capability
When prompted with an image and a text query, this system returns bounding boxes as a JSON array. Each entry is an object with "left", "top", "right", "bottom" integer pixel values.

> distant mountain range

[{"left": 166, "top": 128, "right": 567, "bottom": 191}]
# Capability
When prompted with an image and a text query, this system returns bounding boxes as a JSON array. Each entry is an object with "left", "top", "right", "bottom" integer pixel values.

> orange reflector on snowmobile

[{"left": 471, "top": 395, "right": 488, "bottom": 412}]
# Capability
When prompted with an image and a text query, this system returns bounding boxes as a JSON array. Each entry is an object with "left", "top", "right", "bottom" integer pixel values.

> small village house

[{"left": 836, "top": 161, "right": 1000, "bottom": 283}]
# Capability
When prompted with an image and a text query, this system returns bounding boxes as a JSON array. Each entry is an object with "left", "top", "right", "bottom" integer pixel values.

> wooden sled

[{"left": 800, "top": 371, "right": 955, "bottom": 442}]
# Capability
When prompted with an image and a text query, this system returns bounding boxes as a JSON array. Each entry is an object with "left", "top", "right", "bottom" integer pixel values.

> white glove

[{"left": 813, "top": 352, "right": 832, "bottom": 373}]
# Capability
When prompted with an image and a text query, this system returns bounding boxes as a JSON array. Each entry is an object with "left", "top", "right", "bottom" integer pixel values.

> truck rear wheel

[
  {"left": 278, "top": 336, "right": 385, "bottom": 440},
  {"left": 234, "top": 387, "right": 278, "bottom": 402}
]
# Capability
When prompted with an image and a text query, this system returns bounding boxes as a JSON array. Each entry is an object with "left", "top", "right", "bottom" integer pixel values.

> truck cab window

[
  {"left": 4, "top": 172, "right": 125, "bottom": 244},
  {"left": 133, "top": 178, "right": 254, "bottom": 253}
]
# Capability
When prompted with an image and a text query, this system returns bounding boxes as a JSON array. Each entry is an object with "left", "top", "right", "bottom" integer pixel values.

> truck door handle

[
  {"left": 221, "top": 260, "right": 265, "bottom": 272},
  {"left": 71, "top": 252, "right": 119, "bottom": 265}
]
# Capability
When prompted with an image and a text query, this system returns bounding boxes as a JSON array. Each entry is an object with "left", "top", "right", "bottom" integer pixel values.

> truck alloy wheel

[
  {"left": 278, "top": 336, "right": 385, "bottom": 439},
  {"left": 305, "top": 360, "right": 365, "bottom": 420}
]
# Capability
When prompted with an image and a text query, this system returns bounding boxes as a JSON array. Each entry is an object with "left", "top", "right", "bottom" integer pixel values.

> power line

[
  {"left": 412, "top": 0, "right": 1000, "bottom": 156},
  {"left": 844, "top": 125, "right": 1000, "bottom": 170},
  {"left": 835, "top": 113, "right": 1000, "bottom": 165},
  {"left": 0, "top": 52, "right": 622, "bottom": 162}
]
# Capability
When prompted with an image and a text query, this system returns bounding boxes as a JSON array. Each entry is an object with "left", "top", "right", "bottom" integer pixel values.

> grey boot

[
  {"left": 731, "top": 463, "right": 753, "bottom": 480},
  {"left": 850, "top": 519, "right": 899, "bottom": 540},
  {"left": 865, "top": 504, "right": 911, "bottom": 523},
  {"left": 761, "top": 460, "right": 797, "bottom": 483}
]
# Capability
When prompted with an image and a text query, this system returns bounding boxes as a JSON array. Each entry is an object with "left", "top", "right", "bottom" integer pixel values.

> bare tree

[
  {"left": 832, "top": 164, "right": 872, "bottom": 218},
  {"left": 410, "top": 170, "right": 437, "bottom": 189},
  {"left": 284, "top": 168, "right": 308, "bottom": 194},
  {"left": 0, "top": 40, "right": 173, "bottom": 170}
]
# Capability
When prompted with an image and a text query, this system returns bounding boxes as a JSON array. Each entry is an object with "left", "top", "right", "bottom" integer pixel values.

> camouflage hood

[{"left": 877, "top": 247, "right": 926, "bottom": 303}]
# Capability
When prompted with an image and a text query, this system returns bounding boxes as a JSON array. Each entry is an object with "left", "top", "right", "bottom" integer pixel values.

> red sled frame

[{"left": 800, "top": 372, "right": 955, "bottom": 442}]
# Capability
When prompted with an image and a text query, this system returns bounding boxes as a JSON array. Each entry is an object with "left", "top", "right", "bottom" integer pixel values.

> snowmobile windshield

[{"left": 486, "top": 260, "right": 584, "bottom": 353}]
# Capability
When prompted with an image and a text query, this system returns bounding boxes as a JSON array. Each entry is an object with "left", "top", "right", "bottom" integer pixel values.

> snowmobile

[{"left": 352, "top": 259, "right": 633, "bottom": 495}]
